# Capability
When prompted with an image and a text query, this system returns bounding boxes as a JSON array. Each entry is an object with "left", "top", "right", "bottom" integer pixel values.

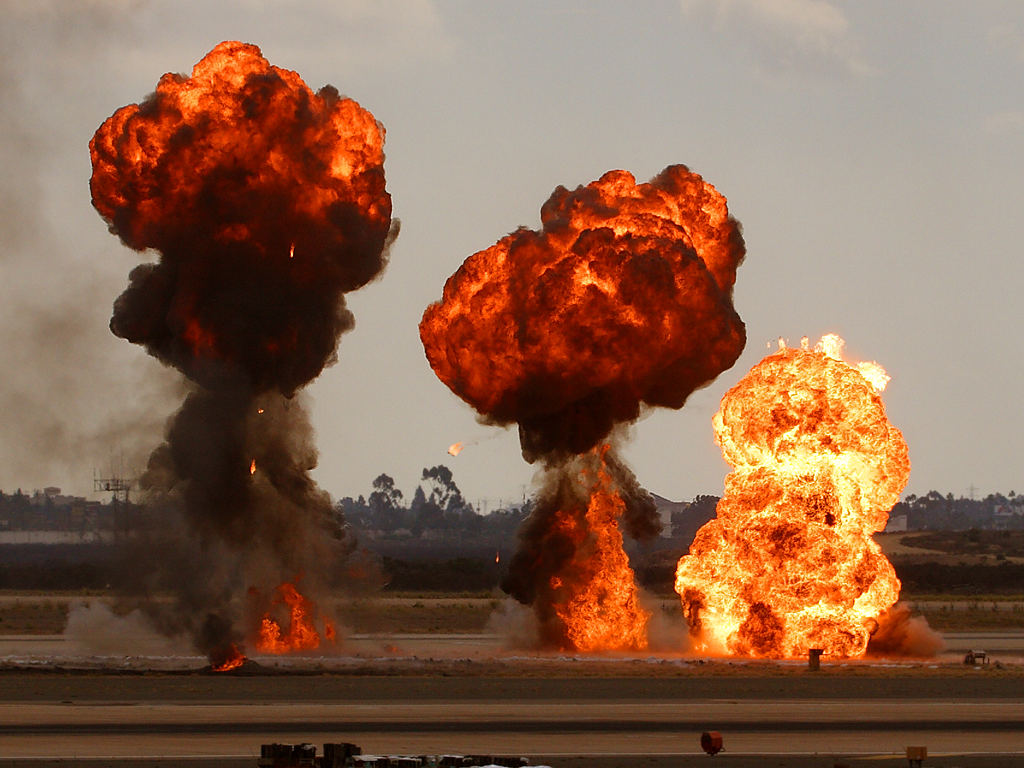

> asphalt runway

[
  {"left": 2, "top": 633, "right": 1024, "bottom": 767},
  {"left": 2, "top": 698, "right": 1024, "bottom": 765}
]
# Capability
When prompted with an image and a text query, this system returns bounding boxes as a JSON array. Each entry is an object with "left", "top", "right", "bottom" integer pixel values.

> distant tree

[
  {"left": 421, "top": 465, "right": 466, "bottom": 513},
  {"left": 368, "top": 474, "right": 404, "bottom": 532},
  {"left": 483, "top": 505, "right": 530, "bottom": 539},
  {"left": 337, "top": 495, "right": 370, "bottom": 528},
  {"left": 409, "top": 485, "right": 438, "bottom": 536}
]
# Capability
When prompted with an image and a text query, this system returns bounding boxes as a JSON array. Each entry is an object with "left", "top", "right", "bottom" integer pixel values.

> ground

[{"left": 1, "top": 592, "right": 1023, "bottom": 767}]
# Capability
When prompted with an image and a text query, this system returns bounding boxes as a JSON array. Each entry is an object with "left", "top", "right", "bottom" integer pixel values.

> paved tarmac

[
  {"left": 2, "top": 632, "right": 1024, "bottom": 767},
  {"left": 2, "top": 692, "right": 1024, "bottom": 765}
]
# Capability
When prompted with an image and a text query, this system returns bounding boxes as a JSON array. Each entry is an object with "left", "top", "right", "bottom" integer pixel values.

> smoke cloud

[
  {"left": 0, "top": 4, "right": 177, "bottom": 494},
  {"left": 90, "top": 41, "right": 396, "bottom": 661},
  {"left": 867, "top": 602, "right": 944, "bottom": 658}
]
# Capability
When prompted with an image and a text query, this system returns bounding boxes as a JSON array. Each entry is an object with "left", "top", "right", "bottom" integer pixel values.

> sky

[{"left": 1, "top": 0, "right": 1022, "bottom": 510}]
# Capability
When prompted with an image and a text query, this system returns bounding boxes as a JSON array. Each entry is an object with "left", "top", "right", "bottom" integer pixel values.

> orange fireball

[
  {"left": 421, "top": 165, "right": 745, "bottom": 652},
  {"left": 90, "top": 40, "right": 392, "bottom": 394},
  {"left": 420, "top": 165, "right": 745, "bottom": 461},
  {"left": 675, "top": 335, "right": 909, "bottom": 658}
]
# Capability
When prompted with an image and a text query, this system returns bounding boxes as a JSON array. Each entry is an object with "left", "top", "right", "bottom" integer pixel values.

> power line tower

[{"left": 93, "top": 469, "right": 135, "bottom": 503}]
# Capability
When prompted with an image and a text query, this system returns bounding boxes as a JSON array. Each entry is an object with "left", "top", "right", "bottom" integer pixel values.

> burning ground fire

[
  {"left": 90, "top": 41, "right": 395, "bottom": 666},
  {"left": 675, "top": 334, "right": 912, "bottom": 658},
  {"left": 253, "top": 582, "right": 337, "bottom": 654},
  {"left": 421, "top": 165, "right": 745, "bottom": 651}
]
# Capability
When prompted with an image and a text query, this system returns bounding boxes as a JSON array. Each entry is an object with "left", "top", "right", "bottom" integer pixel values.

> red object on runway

[{"left": 701, "top": 730, "right": 724, "bottom": 755}]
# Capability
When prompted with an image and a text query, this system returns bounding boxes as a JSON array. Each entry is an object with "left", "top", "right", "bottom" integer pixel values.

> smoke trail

[{"left": 90, "top": 41, "right": 396, "bottom": 661}]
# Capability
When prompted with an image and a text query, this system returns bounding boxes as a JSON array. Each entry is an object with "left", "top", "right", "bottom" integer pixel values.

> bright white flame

[
  {"left": 816, "top": 333, "right": 844, "bottom": 360},
  {"left": 857, "top": 361, "right": 890, "bottom": 392}
]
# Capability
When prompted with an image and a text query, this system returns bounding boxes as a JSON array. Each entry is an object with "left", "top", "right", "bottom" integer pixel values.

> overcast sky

[{"left": 1, "top": 0, "right": 1022, "bottom": 509}]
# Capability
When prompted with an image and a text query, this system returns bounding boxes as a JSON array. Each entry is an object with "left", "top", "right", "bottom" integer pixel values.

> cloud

[{"left": 680, "top": 0, "right": 872, "bottom": 80}]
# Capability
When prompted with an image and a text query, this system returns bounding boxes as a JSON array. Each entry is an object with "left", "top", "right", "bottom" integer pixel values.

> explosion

[
  {"left": 421, "top": 166, "right": 745, "bottom": 650},
  {"left": 89, "top": 41, "right": 395, "bottom": 664},
  {"left": 675, "top": 335, "right": 909, "bottom": 658}
]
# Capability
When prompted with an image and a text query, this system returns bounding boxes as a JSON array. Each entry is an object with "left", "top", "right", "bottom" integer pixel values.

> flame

[
  {"left": 447, "top": 442, "right": 464, "bottom": 456},
  {"left": 254, "top": 582, "right": 336, "bottom": 654},
  {"left": 89, "top": 40, "right": 392, "bottom": 395},
  {"left": 183, "top": 318, "right": 218, "bottom": 358},
  {"left": 675, "top": 335, "right": 909, "bottom": 658},
  {"left": 421, "top": 165, "right": 745, "bottom": 651},
  {"left": 543, "top": 447, "right": 650, "bottom": 652},
  {"left": 210, "top": 643, "right": 246, "bottom": 672},
  {"left": 420, "top": 164, "right": 746, "bottom": 460},
  {"left": 249, "top": 459, "right": 256, "bottom": 475}
]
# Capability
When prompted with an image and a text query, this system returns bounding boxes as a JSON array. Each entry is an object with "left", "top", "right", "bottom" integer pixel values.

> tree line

[{"left": 336, "top": 465, "right": 530, "bottom": 541}]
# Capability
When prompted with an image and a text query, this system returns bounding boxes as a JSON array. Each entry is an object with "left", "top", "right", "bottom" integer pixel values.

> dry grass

[
  {"left": 1, "top": 592, "right": 1022, "bottom": 636},
  {"left": 913, "top": 604, "right": 1024, "bottom": 631},
  {"left": 0, "top": 600, "right": 68, "bottom": 634},
  {"left": 336, "top": 598, "right": 500, "bottom": 633}
]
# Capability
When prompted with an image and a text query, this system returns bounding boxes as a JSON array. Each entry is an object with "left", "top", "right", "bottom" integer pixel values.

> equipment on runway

[
  {"left": 700, "top": 730, "right": 723, "bottom": 755},
  {"left": 260, "top": 742, "right": 359, "bottom": 768},
  {"left": 905, "top": 745, "right": 927, "bottom": 767},
  {"left": 257, "top": 743, "right": 530, "bottom": 768},
  {"left": 963, "top": 649, "right": 989, "bottom": 665}
]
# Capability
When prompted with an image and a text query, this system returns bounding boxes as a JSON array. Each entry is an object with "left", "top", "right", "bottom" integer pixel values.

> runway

[
  {"left": 1, "top": 633, "right": 1023, "bottom": 767},
  {"left": 2, "top": 699, "right": 1024, "bottom": 759}
]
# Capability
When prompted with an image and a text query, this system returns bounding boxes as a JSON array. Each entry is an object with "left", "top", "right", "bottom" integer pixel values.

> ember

[
  {"left": 421, "top": 165, "right": 745, "bottom": 650},
  {"left": 675, "top": 334, "right": 909, "bottom": 658}
]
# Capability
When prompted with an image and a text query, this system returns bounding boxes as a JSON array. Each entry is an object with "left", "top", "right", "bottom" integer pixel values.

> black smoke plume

[{"left": 89, "top": 41, "right": 395, "bottom": 661}]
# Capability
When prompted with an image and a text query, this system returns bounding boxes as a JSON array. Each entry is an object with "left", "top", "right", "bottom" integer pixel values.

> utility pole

[{"left": 93, "top": 470, "right": 135, "bottom": 503}]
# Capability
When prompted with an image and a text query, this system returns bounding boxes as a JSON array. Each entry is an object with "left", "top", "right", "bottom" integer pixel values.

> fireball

[
  {"left": 421, "top": 165, "right": 745, "bottom": 651},
  {"left": 675, "top": 335, "right": 909, "bottom": 658}
]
